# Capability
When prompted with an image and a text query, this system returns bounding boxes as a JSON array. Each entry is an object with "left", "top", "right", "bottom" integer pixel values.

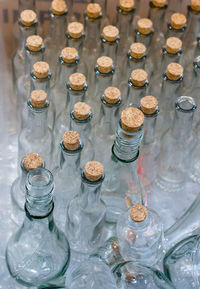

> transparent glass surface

[
  {"left": 124, "top": 53, "right": 146, "bottom": 83},
  {"left": 135, "top": 30, "right": 153, "bottom": 53},
  {"left": 166, "top": 23, "right": 186, "bottom": 40},
  {"left": 127, "top": 79, "right": 149, "bottom": 108},
  {"left": 66, "top": 33, "right": 85, "bottom": 57}
]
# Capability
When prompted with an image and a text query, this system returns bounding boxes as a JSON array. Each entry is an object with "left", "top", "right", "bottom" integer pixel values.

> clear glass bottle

[
  {"left": 6, "top": 168, "right": 70, "bottom": 288},
  {"left": 11, "top": 152, "right": 44, "bottom": 227},
  {"left": 65, "top": 161, "right": 106, "bottom": 255},
  {"left": 166, "top": 13, "right": 187, "bottom": 40},
  {"left": 66, "top": 22, "right": 85, "bottom": 57},
  {"left": 135, "top": 18, "right": 154, "bottom": 52},
  {"left": 100, "top": 25, "right": 120, "bottom": 61},
  {"left": 18, "top": 90, "right": 53, "bottom": 170},
  {"left": 102, "top": 107, "right": 145, "bottom": 224}
]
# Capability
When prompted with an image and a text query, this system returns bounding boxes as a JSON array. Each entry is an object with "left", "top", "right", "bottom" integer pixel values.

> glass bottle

[
  {"left": 54, "top": 131, "right": 82, "bottom": 231},
  {"left": 18, "top": 90, "right": 53, "bottom": 170},
  {"left": 117, "top": 204, "right": 164, "bottom": 266},
  {"left": 189, "top": 117, "right": 200, "bottom": 183},
  {"left": 166, "top": 13, "right": 187, "bottom": 40},
  {"left": 100, "top": 25, "right": 120, "bottom": 61},
  {"left": 66, "top": 22, "right": 85, "bottom": 57},
  {"left": 137, "top": 95, "right": 159, "bottom": 192},
  {"left": 6, "top": 168, "right": 70, "bottom": 288},
  {"left": 11, "top": 152, "right": 44, "bottom": 227},
  {"left": 161, "top": 37, "right": 183, "bottom": 71},
  {"left": 65, "top": 161, "right": 106, "bottom": 255},
  {"left": 102, "top": 107, "right": 145, "bottom": 224},
  {"left": 135, "top": 18, "right": 154, "bottom": 52},
  {"left": 12, "top": 9, "right": 38, "bottom": 86}
]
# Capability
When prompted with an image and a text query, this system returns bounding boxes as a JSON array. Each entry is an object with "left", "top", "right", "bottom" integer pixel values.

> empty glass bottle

[
  {"left": 66, "top": 22, "right": 85, "bottom": 57},
  {"left": 6, "top": 168, "right": 70, "bottom": 288},
  {"left": 135, "top": 18, "right": 154, "bottom": 52},
  {"left": 11, "top": 152, "right": 44, "bottom": 226},
  {"left": 166, "top": 13, "right": 187, "bottom": 40},
  {"left": 65, "top": 161, "right": 106, "bottom": 255}
]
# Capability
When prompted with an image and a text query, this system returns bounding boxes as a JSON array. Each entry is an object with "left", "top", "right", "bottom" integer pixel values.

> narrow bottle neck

[
  {"left": 135, "top": 30, "right": 153, "bottom": 49},
  {"left": 128, "top": 213, "right": 149, "bottom": 229},
  {"left": 149, "top": 2, "right": 167, "bottom": 33},
  {"left": 58, "top": 56, "right": 79, "bottom": 89},
  {"left": 19, "top": 160, "right": 44, "bottom": 190},
  {"left": 66, "top": 83, "right": 87, "bottom": 112},
  {"left": 31, "top": 73, "right": 51, "bottom": 100},
  {"left": 100, "top": 35, "right": 119, "bottom": 59},
  {"left": 161, "top": 48, "right": 182, "bottom": 69},
  {"left": 50, "top": 11, "right": 67, "bottom": 43},
  {"left": 18, "top": 21, "right": 38, "bottom": 52},
  {"left": 84, "top": 14, "right": 102, "bottom": 48},
  {"left": 143, "top": 108, "right": 159, "bottom": 145},
  {"left": 117, "top": 7, "right": 134, "bottom": 40},
  {"left": 66, "top": 34, "right": 85, "bottom": 55},
  {"left": 187, "top": 6, "right": 200, "bottom": 43},
  {"left": 70, "top": 111, "right": 92, "bottom": 136},
  {"left": 59, "top": 142, "right": 82, "bottom": 175},
  {"left": 25, "top": 45, "right": 45, "bottom": 76},
  {"left": 18, "top": 0, "right": 36, "bottom": 11},
  {"left": 95, "top": 66, "right": 115, "bottom": 97},
  {"left": 161, "top": 73, "right": 183, "bottom": 100}
]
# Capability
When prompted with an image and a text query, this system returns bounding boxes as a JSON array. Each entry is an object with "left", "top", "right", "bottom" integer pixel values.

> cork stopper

[
  {"left": 73, "top": 102, "right": 91, "bottom": 120},
  {"left": 62, "top": 131, "right": 80, "bottom": 151},
  {"left": 137, "top": 18, "right": 153, "bottom": 35},
  {"left": 97, "top": 56, "right": 113, "bottom": 73},
  {"left": 171, "top": 13, "right": 186, "bottom": 30},
  {"left": 166, "top": 62, "right": 184, "bottom": 81},
  {"left": 23, "top": 153, "right": 43, "bottom": 171},
  {"left": 104, "top": 87, "right": 121, "bottom": 104},
  {"left": 87, "top": 3, "right": 102, "bottom": 18},
  {"left": 61, "top": 47, "right": 78, "bottom": 63},
  {"left": 33, "top": 61, "right": 50, "bottom": 79},
  {"left": 84, "top": 161, "right": 104, "bottom": 182},
  {"left": 131, "top": 69, "right": 148, "bottom": 87},
  {"left": 69, "top": 73, "right": 86, "bottom": 90},
  {"left": 103, "top": 25, "right": 119, "bottom": 42},
  {"left": 166, "top": 37, "right": 182, "bottom": 54},
  {"left": 120, "top": 0, "right": 134, "bottom": 11},
  {"left": 30, "top": 90, "right": 47, "bottom": 108},
  {"left": 140, "top": 95, "right": 158, "bottom": 114},
  {"left": 191, "top": 0, "right": 200, "bottom": 11},
  {"left": 68, "top": 22, "right": 84, "bottom": 39},
  {"left": 26, "top": 35, "right": 43, "bottom": 52},
  {"left": 130, "top": 42, "right": 146, "bottom": 59},
  {"left": 121, "top": 107, "right": 144, "bottom": 132},
  {"left": 130, "top": 204, "right": 147, "bottom": 222},
  {"left": 51, "top": 0, "right": 67, "bottom": 15},
  {"left": 20, "top": 9, "right": 37, "bottom": 26},
  {"left": 152, "top": 0, "right": 167, "bottom": 7}
]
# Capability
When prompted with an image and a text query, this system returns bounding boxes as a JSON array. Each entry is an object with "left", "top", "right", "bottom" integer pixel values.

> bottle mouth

[
  {"left": 175, "top": 96, "right": 197, "bottom": 113},
  {"left": 26, "top": 168, "right": 53, "bottom": 190}
]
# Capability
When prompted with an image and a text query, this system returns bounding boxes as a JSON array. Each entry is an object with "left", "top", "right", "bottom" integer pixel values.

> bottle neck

[
  {"left": 128, "top": 213, "right": 149, "bottom": 229},
  {"left": 18, "top": 0, "right": 36, "bottom": 11},
  {"left": 149, "top": 2, "right": 167, "bottom": 34},
  {"left": 66, "top": 83, "right": 88, "bottom": 112},
  {"left": 135, "top": 30, "right": 153, "bottom": 49},
  {"left": 161, "top": 48, "right": 182, "bottom": 69},
  {"left": 58, "top": 56, "right": 79, "bottom": 89},
  {"left": 31, "top": 72, "right": 51, "bottom": 100},
  {"left": 25, "top": 44, "right": 45, "bottom": 76},
  {"left": 117, "top": 6, "right": 134, "bottom": 40},
  {"left": 70, "top": 111, "right": 92, "bottom": 136},
  {"left": 161, "top": 73, "right": 183, "bottom": 103},
  {"left": 66, "top": 33, "right": 85, "bottom": 54},
  {"left": 49, "top": 11, "right": 67, "bottom": 44},
  {"left": 95, "top": 66, "right": 115, "bottom": 97},
  {"left": 59, "top": 142, "right": 82, "bottom": 175},
  {"left": 143, "top": 108, "right": 159, "bottom": 145},
  {"left": 187, "top": 6, "right": 200, "bottom": 43},
  {"left": 100, "top": 35, "right": 119, "bottom": 59},
  {"left": 18, "top": 20, "right": 38, "bottom": 53},
  {"left": 84, "top": 14, "right": 102, "bottom": 49}
]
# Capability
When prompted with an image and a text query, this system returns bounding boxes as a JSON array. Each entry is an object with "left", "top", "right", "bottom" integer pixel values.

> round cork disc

[
  {"left": 130, "top": 42, "right": 146, "bottom": 59},
  {"left": 130, "top": 204, "right": 147, "bottom": 222},
  {"left": 171, "top": 13, "right": 186, "bottom": 30},
  {"left": 152, "top": 0, "right": 167, "bottom": 7},
  {"left": 85, "top": 161, "right": 104, "bottom": 182},
  {"left": 61, "top": 47, "right": 78, "bottom": 63},
  {"left": 26, "top": 35, "right": 43, "bottom": 52},
  {"left": 24, "top": 152, "right": 43, "bottom": 171},
  {"left": 69, "top": 73, "right": 86, "bottom": 90},
  {"left": 120, "top": 0, "right": 134, "bottom": 11},
  {"left": 51, "top": 0, "right": 67, "bottom": 15},
  {"left": 137, "top": 18, "right": 153, "bottom": 35},
  {"left": 166, "top": 62, "right": 184, "bottom": 81},
  {"left": 33, "top": 61, "right": 49, "bottom": 79},
  {"left": 68, "top": 22, "right": 84, "bottom": 38},
  {"left": 121, "top": 107, "right": 144, "bottom": 132},
  {"left": 97, "top": 56, "right": 113, "bottom": 73},
  {"left": 73, "top": 102, "right": 91, "bottom": 120},
  {"left": 191, "top": 0, "right": 200, "bottom": 11},
  {"left": 30, "top": 90, "right": 47, "bottom": 108},
  {"left": 62, "top": 131, "right": 80, "bottom": 151},
  {"left": 131, "top": 69, "right": 148, "bottom": 87},
  {"left": 140, "top": 95, "right": 158, "bottom": 114},
  {"left": 166, "top": 37, "right": 182, "bottom": 54},
  {"left": 20, "top": 9, "right": 37, "bottom": 26},
  {"left": 104, "top": 87, "right": 121, "bottom": 104},
  {"left": 103, "top": 25, "right": 119, "bottom": 42},
  {"left": 87, "top": 3, "right": 102, "bottom": 18}
]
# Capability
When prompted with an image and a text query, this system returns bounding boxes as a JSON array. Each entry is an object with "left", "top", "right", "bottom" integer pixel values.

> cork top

[
  {"left": 152, "top": 0, "right": 167, "bottom": 7},
  {"left": 61, "top": 47, "right": 78, "bottom": 63},
  {"left": 130, "top": 42, "right": 146, "bottom": 59},
  {"left": 85, "top": 161, "right": 104, "bottom": 182},
  {"left": 191, "top": 0, "right": 200, "bottom": 11},
  {"left": 137, "top": 18, "right": 153, "bottom": 35},
  {"left": 121, "top": 107, "right": 144, "bottom": 132},
  {"left": 73, "top": 102, "right": 91, "bottom": 120},
  {"left": 69, "top": 73, "right": 86, "bottom": 90},
  {"left": 87, "top": 3, "right": 102, "bottom": 18},
  {"left": 166, "top": 62, "right": 184, "bottom": 80},
  {"left": 23, "top": 153, "right": 43, "bottom": 171},
  {"left": 166, "top": 37, "right": 182, "bottom": 54},
  {"left": 103, "top": 25, "right": 119, "bottom": 42},
  {"left": 120, "top": 0, "right": 134, "bottom": 11},
  {"left": 130, "top": 204, "right": 147, "bottom": 222},
  {"left": 33, "top": 61, "right": 50, "bottom": 78},
  {"left": 140, "top": 95, "right": 158, "bottom": 114},
  {"left": 131, "top": 69, "right": 148, "bottom": 87},
  {"left": 30, "top": 90, "right": 47, "bottom": 108},
  {"left": 51, "top": 0, "right": 67, "bottom": 15},
  {"left": 68, "top": 22, "right": 84, "bottom": 38},
  {"left": 104, "top": 87, "right": 121, "bottom": 104},
  {"left": 20, "top": 10, "right": 37, "bottom": 26},
  {"left": 97, "top": 56, "right": 113, "bottom": 73},
  {"left": 62, "top": 131, "right": 80, "bottom": 151},
  {"left": 26, "top": 35, "right": 43, "bottom": 52},
  {"left": 171, "top": 13, "right": 186, "bottom": 30}
]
